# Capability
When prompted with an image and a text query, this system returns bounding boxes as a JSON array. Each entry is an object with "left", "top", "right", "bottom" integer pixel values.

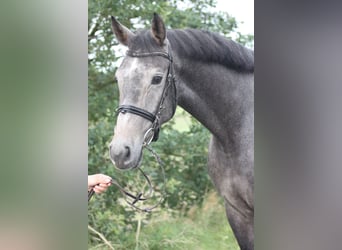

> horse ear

[
  {"left": 151, "top": 13, "right": 166, "bottom": 46},
  {"left": 111, "top": 16, "right": 134, "bottom": 46}
]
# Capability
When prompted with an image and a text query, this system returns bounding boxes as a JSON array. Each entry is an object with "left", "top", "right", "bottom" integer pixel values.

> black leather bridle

[{"left": 116, "top": 44, "right": 176, "bottom": 144}]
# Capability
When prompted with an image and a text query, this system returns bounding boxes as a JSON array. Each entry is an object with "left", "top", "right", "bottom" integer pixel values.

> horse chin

[
  {"left": 132, "top": 152, "right": 142, "bottom": 169},
  {"left": 131, "top": 151, "right": 143, "bottom": 170}
]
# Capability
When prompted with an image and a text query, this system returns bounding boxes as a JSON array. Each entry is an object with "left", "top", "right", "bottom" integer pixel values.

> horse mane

[
  {"left": 170, "top": 29, "right": 254, "bottom": 73},
  {"left": 128, "top": 29, "right": 254, "bottom": 73}
]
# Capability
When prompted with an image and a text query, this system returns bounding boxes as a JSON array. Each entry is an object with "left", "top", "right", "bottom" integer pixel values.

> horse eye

[{"left": 151, "top": 75, "right": 163, "bottom": 85}]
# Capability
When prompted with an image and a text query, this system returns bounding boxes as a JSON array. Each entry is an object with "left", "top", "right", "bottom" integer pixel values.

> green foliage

[
  {"left": 89, "top": 192, "right": 239, "bottom": 249},
  {"left": 88, "top": 0, "right": 253, "bottom": 248}
]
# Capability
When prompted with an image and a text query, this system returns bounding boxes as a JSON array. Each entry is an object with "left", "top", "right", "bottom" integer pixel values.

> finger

[
  {"left": 98, "top": 183, "right": 111, "bottom": 188},
  {"left": 88, "top": 174, "right": 112, "bottom": 187},
  {"left": 94, "top": 188, "right": 105, "bottom": 194},
  {"left": 96, "top": 174, "right": 112, "bottom": 184},
  {"left": 103, "top": 177, "right": 112, "bottom": 184},
  {"left": 94, "top": 185, "right": 108, "bottom": 194}
]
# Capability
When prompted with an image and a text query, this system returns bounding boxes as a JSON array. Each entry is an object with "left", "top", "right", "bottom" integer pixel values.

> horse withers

[{"left": 109, "top": 13, "right": 254, "bottom": 250}]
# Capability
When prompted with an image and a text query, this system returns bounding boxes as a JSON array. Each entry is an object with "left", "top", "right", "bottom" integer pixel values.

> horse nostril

[
  {"left": 124, "top": 146, "right": 130, "bottom": 158},
  {"left": 109, "top": 143, "right": 132, "bottom": 168}
]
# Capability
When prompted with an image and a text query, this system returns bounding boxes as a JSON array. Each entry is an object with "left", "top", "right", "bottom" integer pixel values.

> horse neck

[{"left": 174, "top": 56, "right": 254, "bottom": 146}]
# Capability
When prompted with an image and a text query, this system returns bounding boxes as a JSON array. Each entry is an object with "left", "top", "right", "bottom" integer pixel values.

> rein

[{"left": 88, "top": 144, "right": 166, "bottom": 213}]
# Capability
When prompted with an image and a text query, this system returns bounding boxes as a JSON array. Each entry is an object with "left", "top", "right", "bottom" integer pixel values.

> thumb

[{"left": 88, "top": 174, "right": 111, "bottom": 187}]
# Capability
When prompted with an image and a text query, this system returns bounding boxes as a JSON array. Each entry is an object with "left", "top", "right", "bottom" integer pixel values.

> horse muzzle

[{"left": 109, "top": 140, "right": 142, "bottom": 170}]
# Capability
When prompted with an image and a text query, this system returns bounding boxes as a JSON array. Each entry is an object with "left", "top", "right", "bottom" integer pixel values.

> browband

[{"left": 126, "top": 50, "right": 172, "bottom": 62}]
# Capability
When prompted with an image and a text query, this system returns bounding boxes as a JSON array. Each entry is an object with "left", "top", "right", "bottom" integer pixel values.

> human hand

[{"left": 88, "top": 174, "right": 112, "bottom": 194}]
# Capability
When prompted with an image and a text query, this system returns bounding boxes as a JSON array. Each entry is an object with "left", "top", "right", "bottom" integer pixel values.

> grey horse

[{"left": 109, "top": 13, "right": 254, "bottom": 250}]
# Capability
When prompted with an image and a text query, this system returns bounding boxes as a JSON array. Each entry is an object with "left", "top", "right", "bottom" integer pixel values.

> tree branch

[
  {"left": 88, "top": 224, "right": 115, "bottom": 250},
  {"left": 88, "top": 19, "right": 100, "bottom": 41}
]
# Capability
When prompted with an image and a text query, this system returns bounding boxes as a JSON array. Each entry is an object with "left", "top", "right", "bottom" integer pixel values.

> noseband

[{"left": 116, "top": 45, "right": 176, "bottom": 144}]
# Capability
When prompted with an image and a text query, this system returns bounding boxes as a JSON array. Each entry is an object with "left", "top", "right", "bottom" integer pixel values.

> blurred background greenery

[{"left": 88, "top": 0, "right": 253, "bottom": 249}]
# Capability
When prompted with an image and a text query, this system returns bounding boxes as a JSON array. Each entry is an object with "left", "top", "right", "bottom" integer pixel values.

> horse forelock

[{"left": 128, "top": 29, "right": 254, "bottom": 73}]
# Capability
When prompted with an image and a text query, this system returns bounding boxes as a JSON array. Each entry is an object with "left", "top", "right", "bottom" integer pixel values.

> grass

[{"left": 89, "top": 192, "right": 239, "bottom": 250}]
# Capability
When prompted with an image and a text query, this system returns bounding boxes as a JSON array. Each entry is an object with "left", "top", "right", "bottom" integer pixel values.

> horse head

[{"left": 109, "top": 14, "right": 177, "bottom": 170}]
